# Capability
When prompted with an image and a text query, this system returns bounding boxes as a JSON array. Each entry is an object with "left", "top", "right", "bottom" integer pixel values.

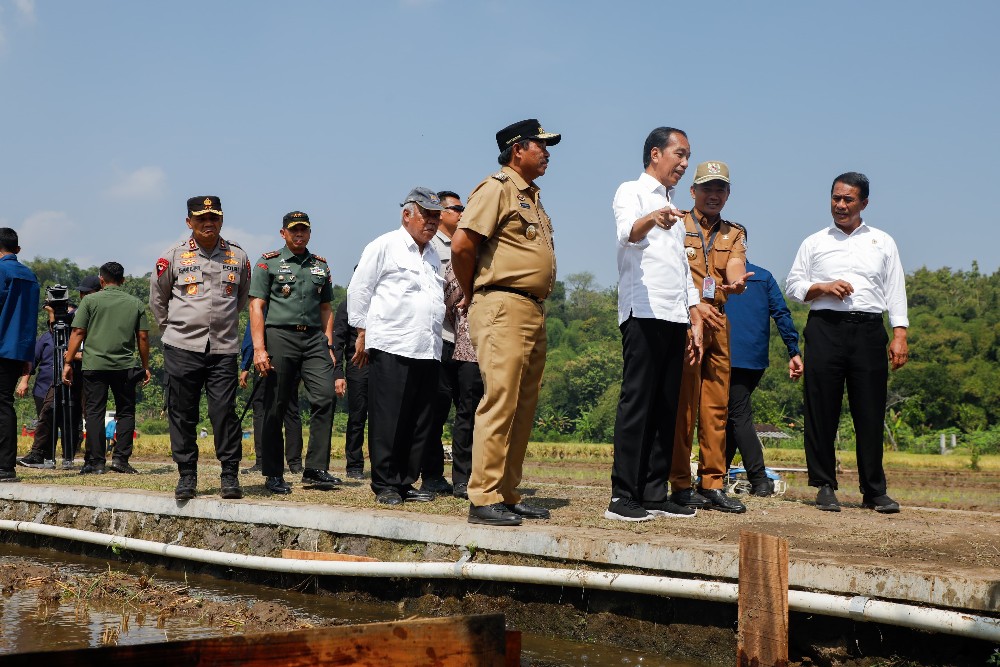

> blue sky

[{"left": 1, "top": 1, "right": 997, "bottom": 289}]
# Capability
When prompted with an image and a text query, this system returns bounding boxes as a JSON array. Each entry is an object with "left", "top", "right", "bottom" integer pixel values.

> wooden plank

[
  {"left": 504, "top": 630, "right": 522, "bottom": 667},
  {"left": 0, "top": 614, "right": 508, "bottom": 667},
  {"left": 281, "top": 548, "right": 379, "bottom": 563},
  {"left": 737, "top": 530, "right": 789, "bottom": 667}
]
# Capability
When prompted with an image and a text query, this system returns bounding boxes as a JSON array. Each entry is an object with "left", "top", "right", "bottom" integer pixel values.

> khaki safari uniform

[
  {"left": 249, "top": 246, "right": 335, "bottom": 477},
  {"left": 670, "top": 211, "right": 747, "bottom": 491},
  {"left": 462, "top": 165, "right": 556, "bottom": 507},
  {"left": 150, "top": 236, "right": 250, "bottom": 467}
]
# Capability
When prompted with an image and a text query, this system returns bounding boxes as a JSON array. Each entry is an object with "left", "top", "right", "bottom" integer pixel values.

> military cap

[
  {"left": 187, "top": 195, "right": 223, "bottom": 216},
  {"left": 76, "top": 275, "right": 101, "bottom": 293},
  {"left": 400, "top": 187, "right": 445, "bottom": 211},
  {"left": 692, "top": 161, "right": 730, "bottom": 185},
  {"left": 282, "top": 211, "right": 311, "bottom": 228},
  {"left": 495, "top": 119, "right": 561, "bottom": 151}
]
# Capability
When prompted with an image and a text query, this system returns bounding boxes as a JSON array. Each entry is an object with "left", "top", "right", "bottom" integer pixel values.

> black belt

[
  {"left": 266, "top": 324, "right": 321, "bottom": 333},
  {"left": 478, "top": 285, "right": 543, "bottom": 304},
  {"left": 810, "top": 310, "right": 882, "bottom": 323}
]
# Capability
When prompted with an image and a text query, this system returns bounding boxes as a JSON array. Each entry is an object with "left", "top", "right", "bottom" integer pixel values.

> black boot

[
  {"left": 220, "top": 462, "right": 243, "bottom": 499},
  {"left": 175, "top": 467, "right": 198, "bottom": 501}
]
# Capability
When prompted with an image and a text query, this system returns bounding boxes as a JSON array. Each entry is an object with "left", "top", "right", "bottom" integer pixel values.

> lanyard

[{"left": 692, "top": 210, "right": 720, "bottom": 274}]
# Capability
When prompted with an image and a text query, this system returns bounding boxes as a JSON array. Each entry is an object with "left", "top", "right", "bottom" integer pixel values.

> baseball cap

[
  {"left": 282, "top": 211, "right": 311, "bottom": 228},
  {"left": 692, "top": 162, "right": 730, "bottom": 185},
  {"left": 76, "top": 275, "right": 101, "bottom": 293},
  {"left": 400, "top": 187, "right": 445, "bottom": 211}
]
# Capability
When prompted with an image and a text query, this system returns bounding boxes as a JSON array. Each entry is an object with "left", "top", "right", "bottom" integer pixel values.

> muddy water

[{"left": 0, "top": 545, "right": 703, "bottom": 666}]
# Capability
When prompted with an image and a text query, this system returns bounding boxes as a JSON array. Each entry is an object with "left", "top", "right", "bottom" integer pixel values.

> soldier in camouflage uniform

[
  {"left": 248, "top": 211, "right": 340, "bottom": 495},
  {"left": 150, "top": 196, "right": 250, "bottom": 500}
]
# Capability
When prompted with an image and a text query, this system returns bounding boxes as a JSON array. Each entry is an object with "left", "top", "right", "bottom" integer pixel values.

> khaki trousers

[
  {"left": 467, "top": 291, "right": 546, "bottom": 506},
  {"left": 670, "top": 316, "right": 731, "bottom": 490}
]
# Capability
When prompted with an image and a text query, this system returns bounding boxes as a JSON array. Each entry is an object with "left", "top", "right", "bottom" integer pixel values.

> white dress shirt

[
  {"left": 429, "top": 230, "right": 455, "bottom": 344},
  {"left": 614, "top": 172, "right": 700, "bottom": 326},
  {"left": 785, "top": 221, "right": 909, "bottom": 328},
  {"left": 347, "top": 227, "right": 445, "bottom": 360}
]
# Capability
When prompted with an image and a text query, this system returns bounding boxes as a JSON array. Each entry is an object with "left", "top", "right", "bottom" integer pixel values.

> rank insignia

[
  {"left": 181, "top": 251, "right": 196, "bottom": 259},
  {"left": 686, "top": 247, "right": 697, "bottom": 259},
  {"left": 225, "top": 250, "right": 235, "bottom": 257},
  {"left": 280, "top": 285, "right": 291, "bottom": 296},
  {"left": 517, "top": 194, "right": 526, "bottom": 201},
  {"left": 180, "top": 259, "right": 196, "bottom": 266},
  {"left": 186, "top": 284, "right": 198, "bottom": 295},
  {"left": 225, "top": 284, "right": 234, "bottom": 296},
  {"left": 184, "top": 275, "right": 197, "bottom": 284},
  {"left": 188, "top": 238, "right": 197, "bottom": 250},
  {"left": 156, "top": 258, "right": 169, "bottom": 277},
  {"left": 525, "top": 225, "right": 537, "bottom": 241}
]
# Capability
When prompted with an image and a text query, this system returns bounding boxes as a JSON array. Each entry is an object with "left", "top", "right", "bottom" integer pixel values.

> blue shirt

[
  {"left": 32, "top": 330, "right": 55, "bottom": 399},
  {"left": 239, "top": 324, "right": 253, "bottom": 371},
  {"left": 726, "top": 262, "right": 800, "bottom": 370},
  {"left": 0, "top": 254, "right": 40, "bottom": 362}
]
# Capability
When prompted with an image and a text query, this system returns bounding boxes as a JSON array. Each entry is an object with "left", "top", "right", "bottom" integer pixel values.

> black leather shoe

[
  {"left": 0, "top": 469, "right": 20, "bottom": 483},
  {"left": 109, "top": 460, "right": 139, "bottom": 474},
  {"left": 376, "top": 489, "right": 403, "bottom": 506},
  {"left": 420, "top": 476, "right": 453, "bottom": 495},
  {"left": 241, "top": 462, "right": 262, "bottom": 475},
  {"left": 468, "top": 503, "right": 522, "bottom": 526},
  {"left": 750, "top": 478, "right": 775, "bottom": 497},
  {"left": 287, "top": 462, "right": 304, "bottom": 474},
  {"left": 700, "top": 488, "right": 747, "bottom": 513},
  {"left": 175, "top": 474, "right": 197, "bottom": 500},
  {"left": 452, "top": 482, "right": 468, "bottom": 499},
  {"left": 265, "top": 476, "right": 292, "bottom": 495},
  {"left": 79, "top": 463, "right": 106, "bottom": 475},
  {"left": 815, "top": 485, "right": 841, "bottom": 512},
  {"left": 345, "top": 468, "right": 365, "bottom": 480},
  {"left": 862, "top": 493, "right": 900, "bottom": 514},
  {"left": 503, "top": 503, "right": 550, "bottom": 519},
  {"left": 670, "top": 488, "right": 710, "bottom": 508},
  {"left": 403, "top": 488, "right": 435, "bottom": 502},
  {"left": 302, "top": 469, "right": 341, "bottom": 489}
]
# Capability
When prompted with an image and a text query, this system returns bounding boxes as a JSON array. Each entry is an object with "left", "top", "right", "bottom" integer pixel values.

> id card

[{"left": 702, "top": 276, "right": 716, "bottom": 300}]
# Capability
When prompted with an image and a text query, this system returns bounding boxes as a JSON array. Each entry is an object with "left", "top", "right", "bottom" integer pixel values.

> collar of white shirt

[
  {"left": 828, "top": 220, "right": 869, "bottom": 237},
  {"left": 638, "top": 171, "right": 673, "bottom": 199}
]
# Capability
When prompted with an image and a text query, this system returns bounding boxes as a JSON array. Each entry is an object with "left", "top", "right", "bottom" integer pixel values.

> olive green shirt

[
  {"left": 248, "top": 246, "right": 333, "bottom": 327},
  {"left": 71, "top": 286, "right": 149, "bottom": 371}
]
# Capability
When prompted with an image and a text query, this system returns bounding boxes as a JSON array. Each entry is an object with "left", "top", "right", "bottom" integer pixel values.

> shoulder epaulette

[
  {"left": 261, "top": 250, "right": 281, "bottom": 259},
  {"left": 312, "top": 255, "right": 327, "bottom": 263},
  {"left": 726, "top": 220, "right": 746, "bottom": 233},
  {"left": 491, "top": 171, "right": 509, "bottom": 182},
  {"left": 226, "top": 239, "right": 243, "bottom": 249}
]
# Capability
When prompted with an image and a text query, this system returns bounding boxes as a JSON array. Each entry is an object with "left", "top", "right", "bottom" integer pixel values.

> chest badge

[
  {"left": 525, "top": 225, "right": 537, "bottom": 240},
  {"left": 281, "top": 284, "right": 292, "bottom": 297},
  {"left": 225, "top": 284, "right": 234, "bottom": 296},
  {"left": 686, "top": 247, "right": 697, "bottom": 259},
  {"left": 186, "top": 284, "right": 198, "bottom": 295}
]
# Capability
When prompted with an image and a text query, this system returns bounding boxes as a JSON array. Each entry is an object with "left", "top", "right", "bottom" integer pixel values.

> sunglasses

[{"left": 445, "top": 205, "right": 465, "bottom": 213}]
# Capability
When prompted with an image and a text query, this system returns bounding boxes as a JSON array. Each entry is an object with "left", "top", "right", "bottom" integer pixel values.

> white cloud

[
  {"left": 13, "top": 0, "right": 35, "bottom": 23},
  {"left": 105, "top": 165, "right": 167, "bottom": 200},
  {"left": 16, "top": 210, "right": 81, "bottom": 259}
]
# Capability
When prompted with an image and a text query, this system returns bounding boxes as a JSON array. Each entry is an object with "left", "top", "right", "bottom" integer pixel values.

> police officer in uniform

[
  {"left": 249, "top": 211, "right": 340, "bottom": 495},
  {"left": 150, "top": 196, "right": 250, "bottom": 500},
  {"left": 451, "top": 119, "right": 560, "bottom": 526},
  {"left": 669, "top": 162, "right": 753, "bottom": 513}
]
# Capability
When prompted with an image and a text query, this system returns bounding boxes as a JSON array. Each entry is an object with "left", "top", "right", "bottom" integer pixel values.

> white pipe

[{"left": 2, "top": 520, "right": 997, "bottom": 643}]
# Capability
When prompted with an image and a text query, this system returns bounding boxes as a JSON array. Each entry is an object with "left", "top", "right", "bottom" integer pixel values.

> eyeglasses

[{"left": 445, "top": 205, "right": 465, "bottom": 213}]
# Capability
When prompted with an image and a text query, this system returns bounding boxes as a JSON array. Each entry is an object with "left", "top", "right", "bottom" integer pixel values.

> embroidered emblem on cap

[
  {"left": 707, "top": 163, "right": 722, "bottom": 174},
  {"left": 203, "top": 198, "right": 212, "bottom": 207}
]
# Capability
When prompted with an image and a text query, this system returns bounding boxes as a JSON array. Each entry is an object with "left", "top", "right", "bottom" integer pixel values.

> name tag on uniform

[
  {"left": 520, "top": 202, "right": 531, "bottom": 209},
  {"left": 702, "top": 276, "right": 716, "bottom": 300},
  {"left": 310, "top": 267, "right": 325, "bottom": 276}
]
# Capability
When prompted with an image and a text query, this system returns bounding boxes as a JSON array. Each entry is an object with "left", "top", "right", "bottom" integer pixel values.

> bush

[{"left": 139, "top": 419, "right": 169, "bottom": 435}]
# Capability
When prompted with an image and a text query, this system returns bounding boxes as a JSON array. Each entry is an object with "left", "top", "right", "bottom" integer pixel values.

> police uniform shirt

[
  {"left": 614, "top": 172, "right": 701, "bottom": 326},
  {"left": 429, "top": 231, "right": 456, "bottom": 344},
  {"left": 248, "top": 246, "right": 333, "bottom": 327},
  {"left": 347, "top": 227, "right": 444, "bottom": 361},
  {"left": 150, "top": 237, "right": 251, "bottom": 354},
  {"left": 785, "top": 221, "right": 909, "bottom": 328},
  {"left": 460, "top": 165, "right": 556, "bottom": 301},
  {"left": 682, "top": 210, "right": 747, "bottom": 305}
]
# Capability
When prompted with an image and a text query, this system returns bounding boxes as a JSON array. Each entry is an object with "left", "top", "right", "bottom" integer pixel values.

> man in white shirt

[
  {"left": 347, "top": 187, "right": 447, "bottom": 506},
  {"left": 605, "top": 127, "right": 704, "bottom": 522},
  {"left": 786, "top": 172, "right": 909, "bottom": 514}
]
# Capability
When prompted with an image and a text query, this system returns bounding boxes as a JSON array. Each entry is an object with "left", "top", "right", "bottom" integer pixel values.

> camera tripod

[{"left": 41, "top": 319, "right": 79, "bottom": 467}]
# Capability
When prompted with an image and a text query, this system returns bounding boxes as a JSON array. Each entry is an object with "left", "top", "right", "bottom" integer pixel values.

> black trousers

[
  {"left": 803, "top": 312, "right": 889, "bottom": 495},
  {"left": 82, "top": 369, "right": 140, "bottom": 466},
  {"left": 367, "top": 349, "right": 438, "bottom": 495},
  {"left": 421, "top": 341, "right": 484, "bottom": 486},
  {"left": 29, "top": 382, "right": 83, "bottom": 461},
  {"left": 0, "top": 358, "right": 22, "bottom": 471},
  {"left": 725, "top": 367, "right": 767, "bottom": 482},
  {"left": 250, "top": 372, "right": 303, "bottom": 466},
  {"left": 611, "top": 317, "right": 687, "bottom": 502},
  {"left": 164, "top": 345, "right": 242, "bottom": 469},
  {"left": 260, "top": 328, "right": 335, "bottom": 477},
  {"left": 344, "top": 358, "right": 369, "bottom": 473}
]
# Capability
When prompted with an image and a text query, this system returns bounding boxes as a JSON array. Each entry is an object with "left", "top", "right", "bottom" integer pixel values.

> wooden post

[
  {"left": 0, "top": 614, "right": 511, "bottom": 667},
  {"left": 737, "top": 531, "right": 789, "bottom": 667}
]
